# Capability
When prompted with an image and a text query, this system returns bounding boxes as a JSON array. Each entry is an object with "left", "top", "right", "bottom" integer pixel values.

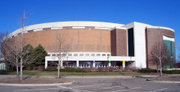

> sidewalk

[
  {"left": 0, "top": 74, "right": 180, "bottom": 87},
  {"left": 1, "top": 74, "right": 180, "bottom": 78},
  {"left": 0, "top": 75, "right": 133, "bottom": 79},
  {"left": 0, "top": 75, "right": 133, "bottom": 86}
]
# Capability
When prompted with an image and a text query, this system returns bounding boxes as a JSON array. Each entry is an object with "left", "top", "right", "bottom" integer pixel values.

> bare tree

[
  {"left": 2, "top": 34, "right": 21, "bottom": 77},
  {"left": 0, "top": 32, "right": 8, "bottom": 58},
  {"left": 2, "top": 12, "right": 44, "bottom": 80},
  {"left": 151, "top": 42, "right": 171, "bottom": 76},
  {"left": 17, "top": 11, "right": 34, "bottom": 80},
  {"left": 2, "top": 35, "right": 45, "bottom": 80},
  {"left": 19, "top": 12, "right": 25, "bottom": 80},
  {"left": 55, "top": 31, "right": 71, "bottom": 78}
]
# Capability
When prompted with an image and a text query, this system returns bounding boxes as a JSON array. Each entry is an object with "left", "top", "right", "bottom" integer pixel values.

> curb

[
  {"left": 132, "top": 75, "right": 158, "bottom": 78},
  {"left": 0, "top": 81, "right": 75, "bottom": 87},
  {"left": 64, "top": 75, "right": 132, "bottom": 78},
  {"left": 152, "top": 81, "right": 180, "bottom": 84}
]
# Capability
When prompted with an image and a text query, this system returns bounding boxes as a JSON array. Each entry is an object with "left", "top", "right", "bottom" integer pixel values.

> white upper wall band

[
  {"left": 125, "top": 22, "right": 174, "bottom": 32},
  {"left": 163, "top": 35, "right": 175, "bottom": 42},
  {"left": 8, "top": 21, "right": 174, "bottom": 38},
  {"left": 146, "top": 26, "right": 174, "bottom": 32},
  {"left": 8, "top": 21, "right": 125, "bottom": 37}
]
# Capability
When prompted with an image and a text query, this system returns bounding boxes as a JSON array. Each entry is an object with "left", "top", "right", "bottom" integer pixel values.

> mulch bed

[
  {"left": 0, "top": 77, "right": 71, "bottom": 84},
  {"left": 152, "top": 76, "right": 180, "bottom": 81}
]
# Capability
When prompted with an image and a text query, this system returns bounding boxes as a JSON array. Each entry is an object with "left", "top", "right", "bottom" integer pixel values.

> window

[
  {"left": 96, "top": 54, "right": 101, "bottom": 56},
  {"left": 57, "top": 54, "right": 60, "bottom": 56},
  {"left": 68, "top": 54, "right": 72, "bottom": 56},
  {"left": 164, "top": 40, "right": 175, "bottom": 57},
  {"left": 17, "top": 33, "right": 21, "bottom": 35},
  {"left": 28, "top": 30, "right": 33, "bottom": 33},
  {"left": 85, "top": 26, "right": 94, "bottom": 30},
  {"left": 107, "top": 54, "right": 110, "bottom": 56},
  {"left": 80, "top": 54, "right": 84, "bottom": 56},
  {"left": 62, "top": 54, "right": 66, "bottom": 56},
  {"left": 52, "top": 54, "right": 56, "bottom": 56},
  {"left": 63, "top": 26, "right": 72, "bottom": 29},
  {"left": 47, "top": 54, "right": 51, "bottom": 56},
  {"left": 74, "top": 54, "right": 78, "bottom": 56},
  {"left": 91, "top": 54, "right": 95, "bottom": 56},
  {"left": 85, "top": 53, "right": 89, "bottom": 56},
  {"left": 102, "top": 54, "right": 106, "bottom": 56},
  {"left": 163, "top": 40, "right": 175, "bottom": 68},
  {"left": 43, "top": 28, "right": 51, "bottom": 31},
  {"left": 128, "top": 28, "right": 135, "bottom": 56}
]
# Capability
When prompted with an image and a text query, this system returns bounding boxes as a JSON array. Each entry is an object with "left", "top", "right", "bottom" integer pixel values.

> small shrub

[
  {"left": 163, "top": 70, "right": 180, "bottom": 74},
  {"left": 138, "top": 69, "right": 180, "bottom": 74},
  {"left": 44, "top": 67, "right": 87, "bottom": 72},
  {"left": 0, "top": 70, "right": 8, "bottom": 75},
  {"left": 61, "top": 68, "right": 87, "bottom": 72},
  {"left": 138, "top": 69, "right": 157, "bottom": 73},
  {"left": 44, "top": 67, "right": 57, "bottom": 71}
]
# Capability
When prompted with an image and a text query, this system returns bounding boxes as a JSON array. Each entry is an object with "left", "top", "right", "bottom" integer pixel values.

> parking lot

[{"left": 0, "top": 76, "right": 180, "bottom": 92}]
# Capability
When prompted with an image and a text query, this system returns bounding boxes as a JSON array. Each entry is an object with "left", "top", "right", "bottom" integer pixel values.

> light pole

[{"left": 107, "top": 55, "right": 111, "bottom": 67}]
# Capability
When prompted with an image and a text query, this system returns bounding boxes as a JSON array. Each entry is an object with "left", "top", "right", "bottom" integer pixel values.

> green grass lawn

[{"left": 8, "top": 71, "right": 144, "bottom": 76}]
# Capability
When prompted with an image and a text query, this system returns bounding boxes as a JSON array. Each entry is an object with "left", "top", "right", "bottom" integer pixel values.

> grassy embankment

[{"left": 8, "top": 71, "right": 144, "bottom": 76}]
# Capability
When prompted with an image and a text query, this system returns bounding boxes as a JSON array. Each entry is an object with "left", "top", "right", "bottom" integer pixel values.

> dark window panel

[{"left": 128, "top": 28, "right": 134, "bottom": 56}]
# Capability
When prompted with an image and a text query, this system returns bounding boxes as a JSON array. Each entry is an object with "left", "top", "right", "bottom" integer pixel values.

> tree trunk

[
  {"left": 16, "top": 65, "right": 19, "bottom": 78},
  {"left": 156, "top": 62, "right": 159, "bottom": 73},
  {"left": 159, "top": 59, "right": 163, "bottom": 76},
  {"left": 57, "top": 60, "right": 60, "bottom": 78},
  {"left": 16, "top": 58, "right": 19, "bottom": 78},
  {"left": 20, "top": 58, "right": 23, "bottom": 80}
]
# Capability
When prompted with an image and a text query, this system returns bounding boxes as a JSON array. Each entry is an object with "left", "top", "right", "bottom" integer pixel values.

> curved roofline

[
  {"left": 124, "top": 22, "right": 174, "bottom": 32},
  {"left": 7, "top": 21, "right": 174, "bottom": 38},
  {"left": 25, "top": 21, "right": 125, "bottom": 28},
  {"left": 146, "top": 26, "right": 174, "bottom": 32},
  {"left": 132, "top": 22, "right": 174, "bottom": 32},
  {"left": 8, "top": 21, "right": 126, "bottom": 37}
]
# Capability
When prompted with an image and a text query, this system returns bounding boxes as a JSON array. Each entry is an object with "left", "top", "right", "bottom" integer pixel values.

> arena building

[{"left": 7, "top": 21, "right": 175, "bottom": 69}]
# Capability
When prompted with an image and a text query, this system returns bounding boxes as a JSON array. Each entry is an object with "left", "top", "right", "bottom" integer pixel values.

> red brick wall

[
  {"left": 111, "top": 29, "right": 127, "bottom": 56},
  {"left": 11, "top": 28, "right": 112, "bottom": 53},
  {"left": 146, "top": 28, "right": 175, "bottom": 69}
]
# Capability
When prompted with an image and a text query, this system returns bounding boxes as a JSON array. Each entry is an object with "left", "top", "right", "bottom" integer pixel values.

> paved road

[{"left": 0, "top": 77, "right": 180, "bottom": 92}]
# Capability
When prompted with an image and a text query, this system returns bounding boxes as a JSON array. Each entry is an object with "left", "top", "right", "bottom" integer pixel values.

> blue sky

[{"left": 0, "top": 0, "right": 180, "bottom": 60}]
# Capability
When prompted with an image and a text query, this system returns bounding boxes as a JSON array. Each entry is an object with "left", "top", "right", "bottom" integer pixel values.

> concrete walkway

[
  {"left": 0, "top": 81, "right": 74, "bottom": 86},
  {"left": 0, "top": 74, "right": 180, "bottom": 87},
  {"left": 0, "top": 75, "right": 133, "bottom": 87},
  {"left": 0, "top": 75, "right": 133, "bottom": 78}
]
